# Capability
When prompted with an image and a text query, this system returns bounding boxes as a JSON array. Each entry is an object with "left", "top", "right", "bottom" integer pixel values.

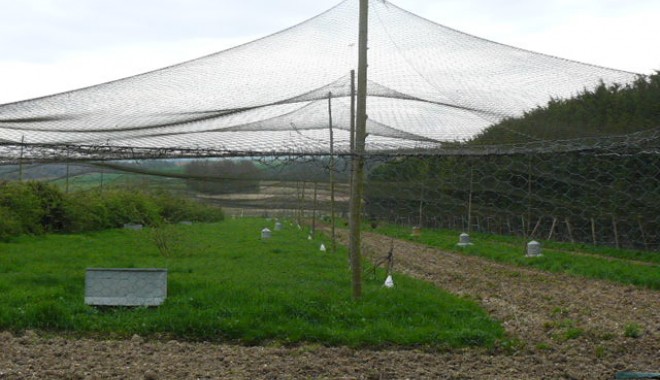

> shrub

[
  {"left": 102, "top": 189, "right": 162, "bottom": 227},
  {"left": 0, "top": 181, "right": 45, "bottom": 237},
  {"left": 0, "top": 181, "right": 223, "bottom": 240},
  {"left": 155, "top": 192, "right": 224, "bottom": 223},
  {"left": 27, "top": 181, "right": 67, "bottom": 232},
  {"left": 62, "top": 190, "right": 111, "bottom": 232}
]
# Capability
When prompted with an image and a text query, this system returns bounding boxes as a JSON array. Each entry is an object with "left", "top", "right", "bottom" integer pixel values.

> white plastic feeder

[
  {"left": 320, "top": 244, "right": 327, "bottom": 252},
  {"left": 261, "top": 228, "right": 272, "bottom": 239},
  {"left": 384, "top": 275, "right": 394, "bottom": 288},
  {"left": 457, "top": 233, "right": 473, "bottom": 247},
  {"left": 526, "top": 240, "right": 543, "bottom": 257}
]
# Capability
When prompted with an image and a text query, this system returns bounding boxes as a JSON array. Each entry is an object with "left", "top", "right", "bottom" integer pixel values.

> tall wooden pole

[
  {"left": 350, "top": 70, "right": 356, "bottom": 153},
  {"left": 349, "top": 0, "right": 369, "bottom": 300},
  {"left": 467, "top": 165, "right": 474, "bottom": 233},
  {"left": 348, "top": 70, "right": 356, "bottom": 222},
  {"left": 328, "top": 92, "right": 337, "bottom": 252}
]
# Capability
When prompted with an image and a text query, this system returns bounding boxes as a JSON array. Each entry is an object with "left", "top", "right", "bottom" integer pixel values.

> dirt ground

[{"left": 1, "top": 230, "right": 658, "bottom": 379}]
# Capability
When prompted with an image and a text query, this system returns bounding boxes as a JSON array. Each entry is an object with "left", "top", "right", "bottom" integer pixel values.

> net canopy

[{"left": 0, "top": 0, "right": 641, "bottom": 161}]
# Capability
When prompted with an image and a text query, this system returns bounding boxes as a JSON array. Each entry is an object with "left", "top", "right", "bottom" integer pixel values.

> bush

[
  {"left": 103, "top": 189, "right": 162, "bottom": 227},
  {"left": 27, "top": 181, "right": 68, "bottom": 232},
  {"left": 62, "top": 190, "right": 111, "bottom": 232},
  {"left": 155, "top": 192, "right": 224, "bottom": 223},
  {"left": 0, "top": 206, "right": 23, "bottom": 242},
  {"left": 0, "top": 181, "right": 45, "bottom": 238},
  {"left": 0, "top": 181, "right": 223, "bottom": 240}
]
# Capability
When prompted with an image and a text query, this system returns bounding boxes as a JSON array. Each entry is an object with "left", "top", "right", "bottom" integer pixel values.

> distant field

[
  {"left": 50, "top": 172, "right": 188, "bottom": 193},
  {"left": 373, "top": 224, "right": 660, "bottom": 290},
  {"left": 0, "top": 219, "right": 504, "bottom": 348}
]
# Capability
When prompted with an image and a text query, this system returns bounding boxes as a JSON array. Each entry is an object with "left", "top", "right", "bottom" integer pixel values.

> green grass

[
  {"left": 372, "top": 224, "right": 660, "bottom": 290},
  {"left": 0, "top": 218, "right": 504, "bottom": 349}
]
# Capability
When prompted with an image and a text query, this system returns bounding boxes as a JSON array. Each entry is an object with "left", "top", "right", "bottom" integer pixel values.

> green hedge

[{"left": 0, "top": 181, "right": 224, "bottom": 241}]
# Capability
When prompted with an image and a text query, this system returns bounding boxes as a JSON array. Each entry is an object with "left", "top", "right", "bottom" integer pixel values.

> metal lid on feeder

[
  {"left": 526, "top": 240, "right": 543, "bottom": 257},
  {"left": 457, "top": 233, "right": 473, "bottom": 247},
  {"left": 261, "top": 228, "right": 272, "bottom": 239}
]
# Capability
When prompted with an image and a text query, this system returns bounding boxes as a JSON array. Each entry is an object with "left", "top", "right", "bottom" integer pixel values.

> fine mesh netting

[{"left": 0, "top": 0, "right": 642, "bottom": 160}]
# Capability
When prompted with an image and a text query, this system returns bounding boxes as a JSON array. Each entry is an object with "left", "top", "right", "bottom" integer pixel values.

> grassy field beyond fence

[{"left": 0, "top": 218, "right": 504, "bottom": 349}]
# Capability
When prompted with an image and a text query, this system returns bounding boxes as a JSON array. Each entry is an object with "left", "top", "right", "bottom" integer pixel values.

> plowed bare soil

[{"left": 1, "top": 230, "right": 657, "bottom": 379}]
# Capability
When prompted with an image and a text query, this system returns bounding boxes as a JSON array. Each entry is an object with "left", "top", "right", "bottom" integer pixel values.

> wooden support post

[
  {"left": 638, "top": 218, "right": 649, "bottom": 250},
  {"left": 18, "top": 135, "right": 25, "bottom": 182},
  {"left": 612, "top": 216, "right": 620, "bottom": 249},
  {"left": 565, "top": 218, "right": 575, "bottom": 243},
  {"left": 348, "top": 0, "right": 369, "bottom": 300},
  {"left": 530, "top": 217, "right": 542, "bottom": 239},
  {"left": 328, "top": 92, "right": 336, "bottom": 252},
  {"left": 527, "top": 156, "right": 533, "bottom": 237},
  {"left": 65, "top": 148, "right": 71, "bottom": 194},
  {"left": 548, "top": 217, "right": 557, "bottom": 240},
  {"left": 312, "top": 182, "right": 318, "bottom": 237},
  {"left": 467, "top": 166, "right": 474, "bottom": 233}
]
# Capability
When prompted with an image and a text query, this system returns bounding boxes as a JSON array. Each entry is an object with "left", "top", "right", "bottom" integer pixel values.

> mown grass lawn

[
  {"left": 0, "top": 218, "right": 504, "bottom": 349},
  {"left": 373, "top": 224, "right": 659, "bottom": 290}
]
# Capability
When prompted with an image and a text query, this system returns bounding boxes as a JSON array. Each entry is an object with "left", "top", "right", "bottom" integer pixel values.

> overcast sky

[{"left": 1, "top": 0, "right": 659, "bottom": 105}]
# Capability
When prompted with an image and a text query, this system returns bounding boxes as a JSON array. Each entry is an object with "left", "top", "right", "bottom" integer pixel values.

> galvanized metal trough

[{"left": 85, "top": 268, "right": 168, "bottom": 307}]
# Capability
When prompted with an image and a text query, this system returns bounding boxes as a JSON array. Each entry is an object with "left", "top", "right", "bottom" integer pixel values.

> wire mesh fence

[{"left": 5, "top": 140, "right": 657, "bottom": 252}]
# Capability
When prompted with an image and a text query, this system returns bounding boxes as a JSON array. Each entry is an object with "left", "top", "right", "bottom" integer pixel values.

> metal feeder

[
  {"left": 261, "top": 228, "right": 272, "bottom": 239},
  {"left": 85, "top": 268, "right": 167, "bottom": 307},
  {"left": 274, "top": 222, "right": 283, "bottom": 231},
  {"left": 526, "top": 240, "right": 543, "bottom": 257},
  {"left": 123, "top": 223, "right": 143, "bottom": 231},
  {"left": 457, "top": 233, "right": 473, "bottom": 247}
]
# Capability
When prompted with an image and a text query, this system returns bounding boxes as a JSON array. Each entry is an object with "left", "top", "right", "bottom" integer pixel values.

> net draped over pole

[
  {"left": 1, "top": 0, "right": 657, "bottom": 290},
  {"left": 0, "top": 0, "right": 640, "bottom": 161}
]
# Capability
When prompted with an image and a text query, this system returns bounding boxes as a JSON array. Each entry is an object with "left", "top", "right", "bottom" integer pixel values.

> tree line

[{"left": 365, "top": 72, "right": 660, "bottom": 250}]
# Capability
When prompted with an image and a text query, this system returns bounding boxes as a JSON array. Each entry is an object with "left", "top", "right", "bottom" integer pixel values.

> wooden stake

[
  {"left": 565, "top": 218, "right": 575, "bottom": 243},
  {"left": 612, "top": 216, "right": 620, "bottom": 249},
  {"left": 18, "top": 135, "right": 25, "bottom": 182},
  {"left": 467, "top": 166, "right": 474, "bottom": 233},
  {"left": 530, "top": 217, "right": 542, "bottom": 239},
  {"left": 548, "top": 217, "right": 557, "bottom": 240},
  {"left": 65, "top": 148, "right": 71, "bottom": 194},
  {"left": 312, "top": 182, "right": 318, "bottom": 237}
]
